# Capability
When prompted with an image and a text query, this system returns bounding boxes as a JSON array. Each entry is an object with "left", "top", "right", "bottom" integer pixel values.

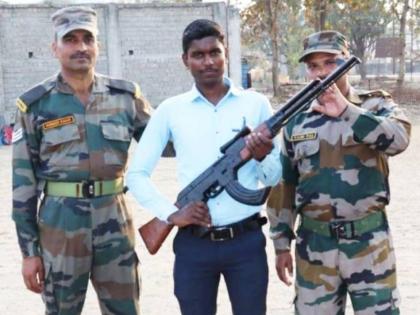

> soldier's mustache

[{"left": 70, "top": 53, "right": 91, "bottom": 60}]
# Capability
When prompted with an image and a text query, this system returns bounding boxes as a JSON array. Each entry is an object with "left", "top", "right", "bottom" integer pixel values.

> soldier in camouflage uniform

[
  {"left": 266, "top": 31, "right": 411, "bottom": 314},
  {"left": 12, "top": 7, "right": 150, "bottom": 315}
]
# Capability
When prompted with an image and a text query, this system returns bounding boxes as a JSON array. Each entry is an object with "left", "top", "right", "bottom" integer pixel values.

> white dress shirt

[{"left": 126, "top": 78, "right": 282, "bottom": 226}]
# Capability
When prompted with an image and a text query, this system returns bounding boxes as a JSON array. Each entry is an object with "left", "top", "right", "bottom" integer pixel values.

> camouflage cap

[
  {"left": 299, "top": 31, "right": 349, "bottom": 62},
  {"left": 51, "top": 6, "right": 98, "bottom": 39}
]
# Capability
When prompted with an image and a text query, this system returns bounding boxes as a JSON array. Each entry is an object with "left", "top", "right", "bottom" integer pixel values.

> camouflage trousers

[
  {"left": 294, "top": 223, "right": 400, "bottom": 315},
  {"left": 38, "top": 193, "right": 140, "bottom": 315}
]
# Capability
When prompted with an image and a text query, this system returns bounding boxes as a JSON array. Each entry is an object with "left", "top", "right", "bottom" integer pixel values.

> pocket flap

[
  {"left": 101, "top": 122, "right": 130, "bottom": 142},
  {"left": 43, "top": 124, "right": 80, "bottom": 146},
  {"left": 294, "top": 140, "right": 320, "bottom": 160}
]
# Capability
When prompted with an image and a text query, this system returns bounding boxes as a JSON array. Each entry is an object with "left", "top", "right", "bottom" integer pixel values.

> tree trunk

[
  {"left": 319, "top": 0, "right": 327, "bottom": 31},
  {"left": 271, "top": 37, "right": 280, "bottom": 97},
  {"left": 314, "top": 0, "right": 327, "bottom": 31},
  {"left": 397, "top": 0, "right": 409, "bottom": 87},
  {"left": 265, "top": 0, "right": 280, "bottom": 97},
  {"left": 359, "top": 55, "right": 367, "bottom": 81}
]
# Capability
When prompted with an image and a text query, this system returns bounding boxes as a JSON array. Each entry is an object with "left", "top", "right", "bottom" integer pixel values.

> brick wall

[{"left": 0, "top": 2, "right": 241, "bottom": 123}]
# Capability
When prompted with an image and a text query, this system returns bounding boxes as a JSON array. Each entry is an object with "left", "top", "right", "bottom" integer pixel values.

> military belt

[
  {"left": 46, "top": 178, "right": 124, "bottom": 198},
  {"left": 300, "top": 211, "right": 387, "bottom": 240}
]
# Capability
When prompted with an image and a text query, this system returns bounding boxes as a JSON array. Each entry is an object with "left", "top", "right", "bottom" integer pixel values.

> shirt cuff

[
  {"left": 256, "top": 156, "right": 281, "bottom": 186},
  {"left": 159, "top": 204, "right": 179, "bottom": 223},
  {"left": 272, "top": 237, "right": 291, "bottom": 252},
  {"left": 22, "top": 241, "right": 41, "bottom": 258}
]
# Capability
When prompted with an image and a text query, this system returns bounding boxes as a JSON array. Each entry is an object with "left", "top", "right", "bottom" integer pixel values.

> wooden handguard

[{"left": 138, "top": 217, "right": 174, "bottom": 255}]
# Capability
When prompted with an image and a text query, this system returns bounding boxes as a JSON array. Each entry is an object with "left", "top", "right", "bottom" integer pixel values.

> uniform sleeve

[
  {"left": 340, "top": 96, "right": 411, "bottom": 156},
  {"left": 133, "top": 93, "right": 176, "bottom": 157},
  {"left": 12, "top": 110, "right": 41, "bottom": 257},
  {"left": 132, "top": 94, "right": 152, "bottom": 142},
  {"left": 266, "top": 129, "right": 299, "bottom": 252},
  {"left": 126, "top": 103, "right": 178, "bottom": 222},
  {"left": 255, "top": 96, "right": 281, "bottom": 186}
]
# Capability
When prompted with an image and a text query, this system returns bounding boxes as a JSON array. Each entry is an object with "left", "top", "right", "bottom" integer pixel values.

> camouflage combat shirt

[
  {"left": 266, "top": 88, "right": 411, "bottom": 251},
  {"left": 12, "top": 73, "right": 151, "bottom": 257}
]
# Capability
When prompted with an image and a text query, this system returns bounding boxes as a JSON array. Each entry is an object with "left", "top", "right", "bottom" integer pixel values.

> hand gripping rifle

[{"left": 139, "top": 56, "right": 361, "bottom": 254}]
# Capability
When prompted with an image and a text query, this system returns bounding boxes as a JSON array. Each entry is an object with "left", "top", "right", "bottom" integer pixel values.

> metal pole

[{"left": 225, "top": 0, "right": 230, "bottom": 77}]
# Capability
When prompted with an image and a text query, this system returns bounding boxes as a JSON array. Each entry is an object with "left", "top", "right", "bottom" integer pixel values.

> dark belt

[
  {"left": 300, "top": 211, "right": 387, "bottom": 240},
  {"left": 185, "top": 213, "right": 267, "bottom": 242}
]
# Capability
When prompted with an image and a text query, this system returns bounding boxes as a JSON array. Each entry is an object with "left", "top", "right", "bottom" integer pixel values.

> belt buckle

[
  {"left": 329, "top": 222, "right": 345, "bottom": 240},
  {"left": 210, "top": 227, "right": 234, "bottom": 241},
  {"left": 81, "top": 180, "right": 95, "bottom": 198}
]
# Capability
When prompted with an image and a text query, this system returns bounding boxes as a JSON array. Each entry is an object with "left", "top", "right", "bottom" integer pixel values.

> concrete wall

[{"left": 0, "top": 2, "right": 241, "bottom": 124}]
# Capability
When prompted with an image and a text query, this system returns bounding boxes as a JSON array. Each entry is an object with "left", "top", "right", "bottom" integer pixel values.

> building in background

[{"left": 0, "top": 1, "right": 241, "bottom": 124}]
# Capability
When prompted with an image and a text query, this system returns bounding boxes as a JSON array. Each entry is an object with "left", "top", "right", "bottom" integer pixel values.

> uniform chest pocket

[
  {"left": 293, "top": 139, "right": 320, "bottom": 175},
  {"left": 101, "top": 122, "right": 131, "bottom": 166},
  {"left": 41, "top": 124, "right": 81, "bottom": 166},
  {"left": 294, "top": 139, "right": 319, "bottom": 160},
  {"left": 101, "top": 122, "right": 130, "bottom": 142}
]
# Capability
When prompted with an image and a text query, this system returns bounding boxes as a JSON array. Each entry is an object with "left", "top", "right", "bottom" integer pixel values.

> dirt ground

[{"left": 0, "top": 120, "right": 419, "bottom": 314}]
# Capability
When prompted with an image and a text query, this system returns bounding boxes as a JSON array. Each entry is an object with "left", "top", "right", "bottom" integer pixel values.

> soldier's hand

[
  {"left": 22, "top": 256, "right": 45, "bottom": 294},
  {"left": 245, "top": 124, "right": 273, "bottom": 161},
  {"left": 275, "top": 250, "right": 293, "bottom": 286},
  {"left": 313, "top": 83, "right": 350, "bottom": 117},
  {"left": 169, "top": 201, "right": 211, "bottom": 228}
]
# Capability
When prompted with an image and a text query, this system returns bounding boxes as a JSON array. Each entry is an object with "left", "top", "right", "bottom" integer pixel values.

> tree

[
  {"left": 330, "top": 0, "right": 391, "bottom": 80},
  {"left": 304, "top": 0, "right": 336, "bottom": 31},
  {"left": 391, "top": 0, "right": 410, "bottom": 87},
  {"left": 241, "top": 0, "right": 310, "bottom": 94},
  {"left": 265, "top": 0, "right": 281, "bottom": 97}
]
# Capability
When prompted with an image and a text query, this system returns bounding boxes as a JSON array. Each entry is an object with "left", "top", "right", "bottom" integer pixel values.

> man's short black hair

[{"left": 182, "top": 19, "right": 225, "bottom": 54}]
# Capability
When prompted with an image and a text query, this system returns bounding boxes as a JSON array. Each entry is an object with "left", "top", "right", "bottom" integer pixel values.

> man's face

[
  {"left": 182, "top": 36, "right": 226, "bottom": 87},
  {"left": 52, "top": 29, "right": 98, "bottom": 73},
  {"left": 304, "top": 52, "right": 346, "bottom": 81}
]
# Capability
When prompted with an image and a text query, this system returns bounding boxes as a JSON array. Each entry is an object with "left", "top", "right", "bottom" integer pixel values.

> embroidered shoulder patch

[
  {"left": 42, "top": 115, "right": 75, "bottom": 130},
  {"left": 12, "top": 128, "right": 23, "bottom": 143},
  {"left": 290, "top": 132, "right": 317, "bottom": 142}
]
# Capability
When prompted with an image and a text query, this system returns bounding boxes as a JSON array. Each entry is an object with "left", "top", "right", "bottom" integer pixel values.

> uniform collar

[
  {"left": 346, "top": 86, "right": 363, "bottom": 105},
  {"left": 55, "top": 72, "right": 106, "bottom": 94}
]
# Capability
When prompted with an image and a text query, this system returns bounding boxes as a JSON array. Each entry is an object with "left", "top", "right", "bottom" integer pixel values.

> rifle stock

[
  {"left": 139, "top": 56, "right": 361, "bottom": 255},
  {"left": 138, "top": 218, "right": 173, "bottom": 255}
]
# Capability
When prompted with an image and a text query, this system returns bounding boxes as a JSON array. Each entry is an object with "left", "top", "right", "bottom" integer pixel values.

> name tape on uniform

[
  {"left": 42, "top": 115, "right": 75, "bottom": 130},
  {"left": 290, "top": 132, "right": 317, "bottom": 142}
]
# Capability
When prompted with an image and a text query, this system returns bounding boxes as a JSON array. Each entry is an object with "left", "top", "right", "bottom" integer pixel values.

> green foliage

[
  {"left": 331, "top": 0, "right": 390, "bottom": 56},
  {"left": 241, "top": 0, "right": 313, "bottom": 81},
  {"left": 302, "top": 0, "right": 390, "bottom": 79},
  {"left": 303, "top": 0, "right": 337, "bottom": 31}
]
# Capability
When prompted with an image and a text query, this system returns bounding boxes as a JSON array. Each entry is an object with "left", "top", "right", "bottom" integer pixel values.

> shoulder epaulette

[
  {"left": 357, "top": 89, "right": 391, "bottom": 98},
  {"left": 16, "top": 79, "right": 55, "bottom": 113},
  {"left": 106, "top": 78, "right": 142, "bottom": 100}
]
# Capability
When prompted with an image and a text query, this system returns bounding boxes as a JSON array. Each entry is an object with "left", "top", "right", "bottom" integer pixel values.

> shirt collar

[{"left": 187, "top": 77, "right": 242, "bottom": 103}]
